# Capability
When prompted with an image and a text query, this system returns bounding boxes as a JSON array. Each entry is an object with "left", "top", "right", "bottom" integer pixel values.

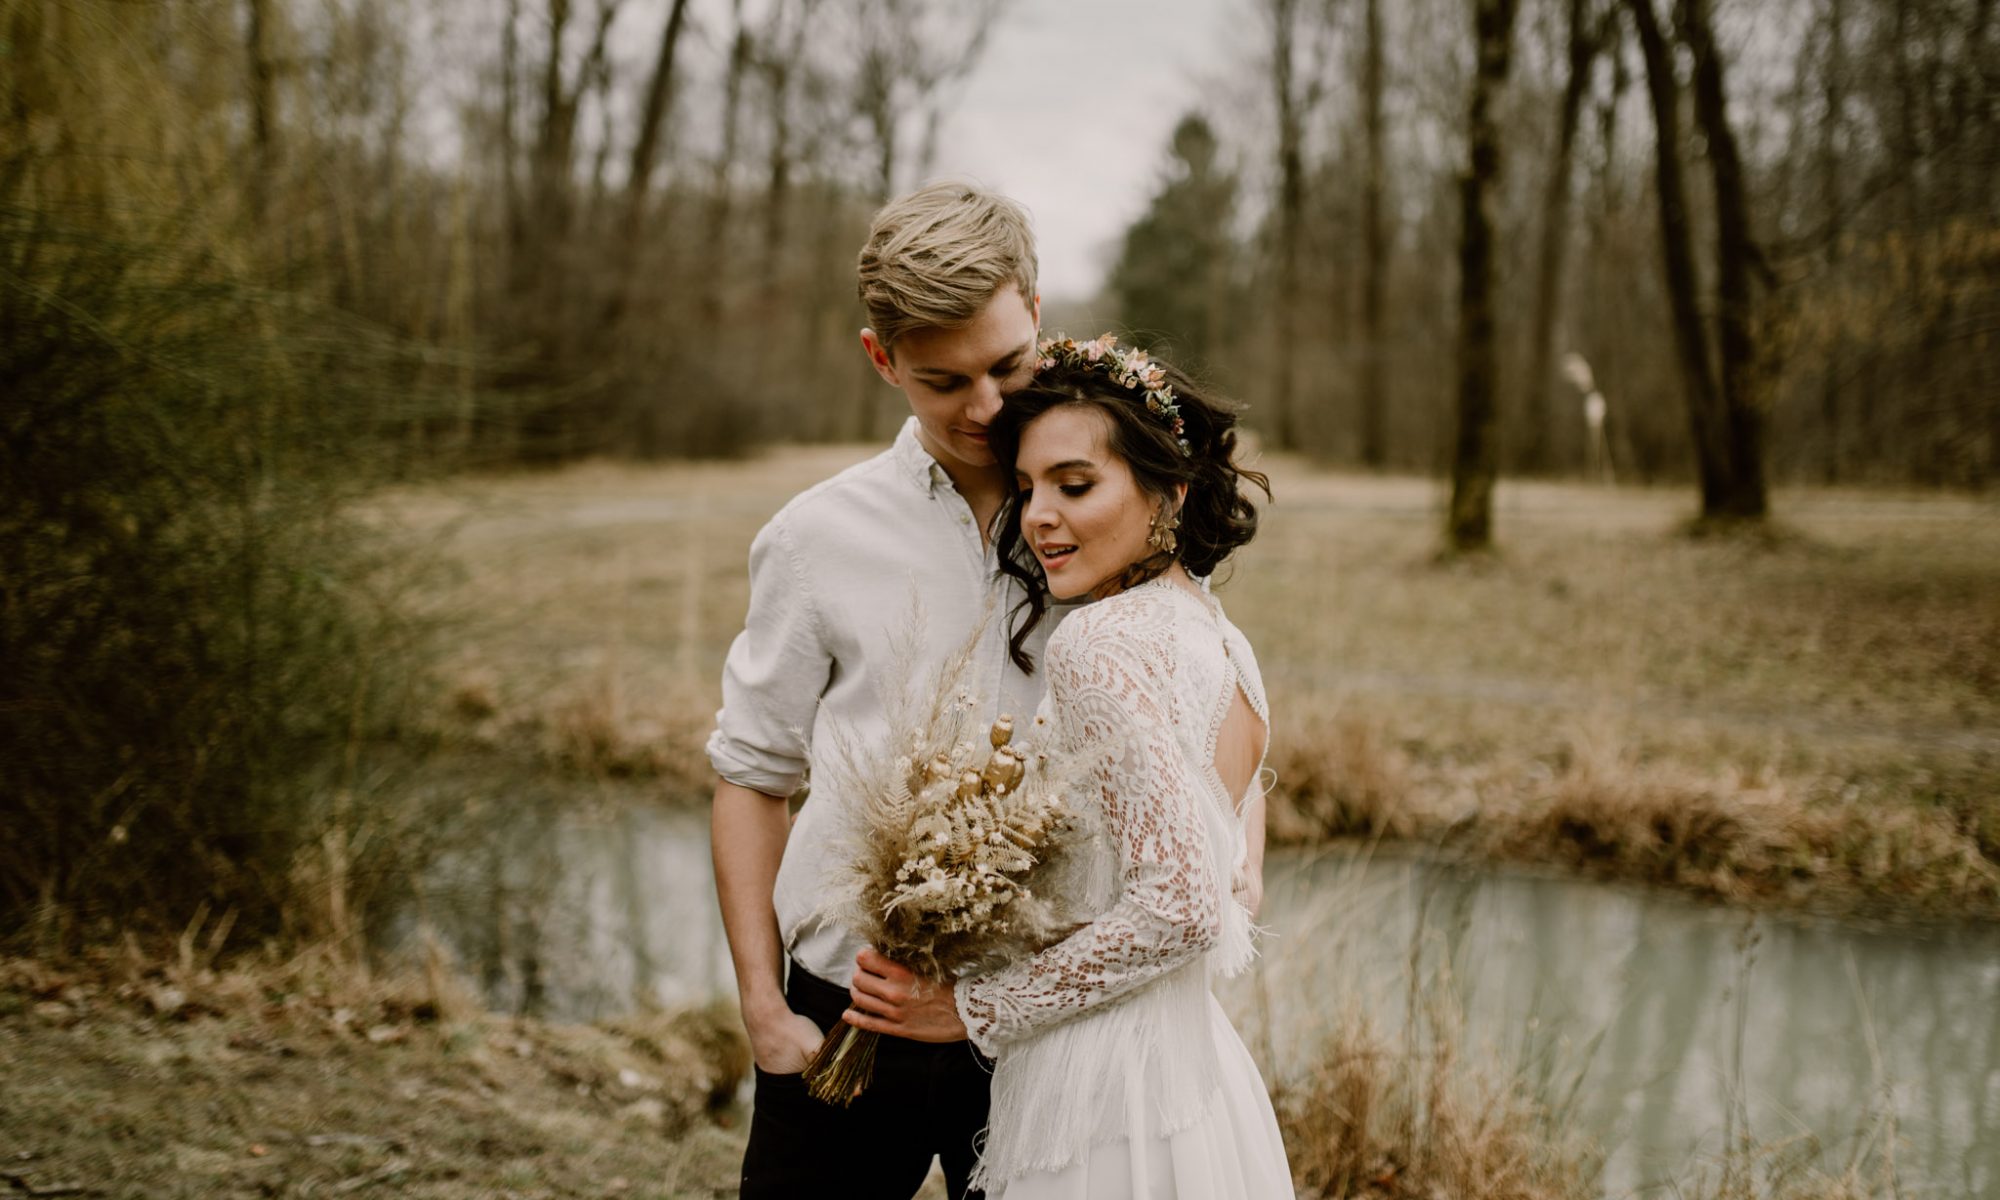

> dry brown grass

[
  {"left": 1268, "top": 703, "right": 2000, "bottom": 916},
  {"left": 0, "top": 924, "right": 1908, "bottom": 1200},
  {"left": 1280, "top": 1011, "right": 1600, "bottom": 1200},
  {"left": 384, "top": 452, "right": 2000, "bottom": 919},
  {"left": 1277, "top": 998, "right": 1907, "bottom": 1200},
  {"left": 0, "top": 946, "right": 751, "bottom": 1198},
  {"left": 1506, "top": 732, "right": 1998, "bottom": 908},
  {"left": 1674, "top": 1134, "right": 1904, "bottom": 1200}
]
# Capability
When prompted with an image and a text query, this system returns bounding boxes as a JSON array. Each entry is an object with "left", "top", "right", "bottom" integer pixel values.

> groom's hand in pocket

[
  {"left": 846, "top": 947, "right": 968, "bottom": 1044},
  {"left": 748, "top": 1006, "right": 827, "bottom": 1075}
]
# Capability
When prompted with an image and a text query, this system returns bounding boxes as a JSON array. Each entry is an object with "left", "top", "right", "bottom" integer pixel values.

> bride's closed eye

[{"left": 1015, "top": 481, "right": 1093, "bottom": 501}]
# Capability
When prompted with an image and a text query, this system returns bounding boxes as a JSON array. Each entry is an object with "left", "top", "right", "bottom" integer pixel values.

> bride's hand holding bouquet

[{"left": 844, "top": 946, "right": 967, "bottom": 1042}]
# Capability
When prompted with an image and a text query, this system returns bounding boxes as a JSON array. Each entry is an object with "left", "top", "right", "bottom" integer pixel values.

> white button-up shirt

[{"left": 707, "top": 418, "right": 1063, "bottom": 985}]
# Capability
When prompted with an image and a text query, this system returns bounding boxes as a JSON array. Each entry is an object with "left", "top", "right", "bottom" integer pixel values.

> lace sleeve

[{"left": 955, "top": 609, "right": 1221, "bottom": 1055}]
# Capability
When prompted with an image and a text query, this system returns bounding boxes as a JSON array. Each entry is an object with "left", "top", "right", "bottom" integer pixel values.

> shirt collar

[{"left": 890, "top": 416, "right": 951, "bottom": 495}]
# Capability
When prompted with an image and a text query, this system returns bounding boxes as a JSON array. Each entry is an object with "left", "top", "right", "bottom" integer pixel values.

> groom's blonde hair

[{"left": 857, "top": 182, "right": 1038, "bottom": 354}]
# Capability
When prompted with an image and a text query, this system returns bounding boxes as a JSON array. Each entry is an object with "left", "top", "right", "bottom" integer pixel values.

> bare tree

[
  {"left": 841, "top": 0, "right": 1004, "bottom": 437},
  {"left": 850, "top": 0, "right": 1003, "bottom": 205},
  {"left": 1625, "top": 0, "right": 1718, "bottom": 495},
  {"left": 1679, "top": 0, "right": 1770, "bottom": 518},
  {"left": 1817, "top": 0, "right": 1848, "bottom": 481},
  {"left": 1447, "top": 0, "right": 1521, "bottom": 552},
  {"left": 527, "top": 0, "right": 622, "bottom": 246},
  {"left": 1624, "top": 0, "right": 1767, "bottom": 521},
  {"left": 622, "top": 0, "right": 693, "bottom": 239},
  {"left": 1357, "top": 0, "right": 1390, "bottom": 467},
  {"left": 698, "top": 0, "right": 755, "bottom": 338},
  {"left": 1262, "top": 0, "right": 1329, "bottom": 452},
  {"left": 1520, "top": 0, "right": 1607, "bottom": 474},
  {"left": 501, "top": 0, "right": 526, "bottom": 258},
  {"left": 244, "top": 0, "right": 281, "bottom": 220},
  {"left": 756, "top": 0, "right": 817, "bottom": 297}
]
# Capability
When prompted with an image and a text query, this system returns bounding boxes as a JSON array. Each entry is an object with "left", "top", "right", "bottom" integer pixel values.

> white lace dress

[{"left": 954, "top": 578, "right": 1295, "bottom": 1200}]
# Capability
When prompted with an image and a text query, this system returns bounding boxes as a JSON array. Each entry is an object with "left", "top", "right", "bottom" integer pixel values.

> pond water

[{"left": 396, "top": 802, "right": 2000, "bottom": 1196}]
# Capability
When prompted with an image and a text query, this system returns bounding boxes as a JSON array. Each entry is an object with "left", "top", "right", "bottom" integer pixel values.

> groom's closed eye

[{"left": 917, "top": 351, "right": 1027, "bottom": 392}]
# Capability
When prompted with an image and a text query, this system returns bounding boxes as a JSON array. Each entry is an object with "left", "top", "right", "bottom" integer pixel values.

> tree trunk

[
  {"left": 1595, "top": 17, "right": 1627, "bottom": 210},
  {"left": 585, "top": 58, "right": 616, "bottom": 215},
  {"left": 1447, "top": 0, "right": 1521, "bottom": 551},
  {"left": 244, "top": 0, "right": 279, "bottom": 221},
  {"left": 1358, "top": 0, "right": 1389, "bottom": 468},
  {"left": 1626, "top": 0, "right": 1737, "bottom": 518},
  {"left": 1270, "top": 0, "right": 1305, "bottom": 451},
  {"left": 1522, "top": 0, "right": 1600, "bottom": 475},
  {"left": 1889, "top": 0, "right": 1920, "bottom": 225},
  {"left": 1679, "top": 0, "right": 1769, "bottom": 519},
  {"left": 1818, "top": 0, "right": 1845, "bottom": 482},
  {"left": 623, "top": 0, "right": 692, "bottom": 236},
  {"left": 500, "top": 0, "right": 524, "bottom": 264},
  {"left": 858, "top": 38, "right": 898, "bottom": 208},
  {"left": 532, "top": 0, "right": 619, "bottom": 242},
  {"left": 531, "top": 0, "right": 574, "bottom": 239},
  {"left": 698, "top": 0, "right": 752, "bottom": 339},
  {"left": 758, "top": 0, "right": 806, "bottom": 302}
]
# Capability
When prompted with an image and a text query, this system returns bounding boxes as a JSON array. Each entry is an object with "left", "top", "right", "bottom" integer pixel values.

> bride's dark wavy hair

[{"left": 991, "top": 350, "right": 1270, "bottom": 674}]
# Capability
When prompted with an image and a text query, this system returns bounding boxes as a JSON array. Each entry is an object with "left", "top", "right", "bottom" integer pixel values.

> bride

[{"left": 840, "top": 336, "right": 1294, "bottom": 1199}]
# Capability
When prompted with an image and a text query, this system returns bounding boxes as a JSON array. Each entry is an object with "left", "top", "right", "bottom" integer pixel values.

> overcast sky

[{"left": 928, "top": 0, "right": 1254, "bottom": 302}]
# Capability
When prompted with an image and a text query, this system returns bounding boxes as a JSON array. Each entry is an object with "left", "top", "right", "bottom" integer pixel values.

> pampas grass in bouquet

[{"left": 803, "top": 611, "right": 1091, "bottom": 1106}]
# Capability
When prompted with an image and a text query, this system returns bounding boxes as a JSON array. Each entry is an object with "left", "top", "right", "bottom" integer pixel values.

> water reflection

[
  {"left": 396, "top": 805, "right": 2000, "bottom": 1194},
  {"left": 399, "top": 800, "right": 736, "bottom": 1019},
  {"left": 1229, "top": 850, "right": 2000, "bottom": 1195}
]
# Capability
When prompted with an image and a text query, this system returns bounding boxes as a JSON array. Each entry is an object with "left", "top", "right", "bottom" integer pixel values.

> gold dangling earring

[{"left": 1147, "top": 505, "right": 1180, "bottom": 556}]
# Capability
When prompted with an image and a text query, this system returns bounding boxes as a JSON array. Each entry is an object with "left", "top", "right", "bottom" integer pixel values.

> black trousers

[{"left": 739, "top": 961, "right": 992, "bottom": 1200}]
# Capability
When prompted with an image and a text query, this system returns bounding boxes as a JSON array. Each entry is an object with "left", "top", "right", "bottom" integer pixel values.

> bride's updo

[{"left": 991, "top": 337, "right": 1271, "bottom": 673}]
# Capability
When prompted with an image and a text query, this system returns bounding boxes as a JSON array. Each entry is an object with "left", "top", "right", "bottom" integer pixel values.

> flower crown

[{"left": 1035, "top": 334, "right": 1190, "bottom": 455}]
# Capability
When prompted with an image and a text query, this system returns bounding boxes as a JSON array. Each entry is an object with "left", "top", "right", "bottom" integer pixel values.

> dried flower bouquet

[{"left": 802, "top": 616, "right": 1088, "bottom": 1106}]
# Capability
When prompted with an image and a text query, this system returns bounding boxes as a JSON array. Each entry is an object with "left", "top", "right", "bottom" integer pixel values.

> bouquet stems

[{"left": 802, "top": 1022, "right": 879, "bottom": 1106}]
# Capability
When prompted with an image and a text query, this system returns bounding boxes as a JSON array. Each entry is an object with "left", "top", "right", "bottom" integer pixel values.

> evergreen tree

[{"left": 1108, "top": 114, "right": 1240, "bottom": 367}]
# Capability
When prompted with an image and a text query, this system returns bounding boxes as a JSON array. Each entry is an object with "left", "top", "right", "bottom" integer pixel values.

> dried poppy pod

[
  {"left": 982, "top": 747, "right": 1025, "bottom": 795},
  {"left": 990, "top": 715, "right": 1015, "bottom": 748},
  {"left": 956, "top": 770, "right": 985, "bottom": 802},
  {"left": 924, "top": 754, "right": 955, "bottom": 785}
]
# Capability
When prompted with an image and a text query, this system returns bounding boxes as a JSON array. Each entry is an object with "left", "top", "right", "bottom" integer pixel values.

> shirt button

[{"left": 960, "top": 515, "right": 972, "bottom": 526}]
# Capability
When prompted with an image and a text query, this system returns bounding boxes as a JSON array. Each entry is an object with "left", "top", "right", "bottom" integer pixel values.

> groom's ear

[{"left": 859, "top": 329, "right": 900, "bottom": 387}]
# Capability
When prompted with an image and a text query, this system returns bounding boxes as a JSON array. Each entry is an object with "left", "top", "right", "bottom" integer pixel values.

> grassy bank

[
  {"left": 0, "top": 949, "right": 1905, "bottom": 1200},
  {"left": 383, "top": 450, "right": 2000, "bottom": 920},
  {"left": 1276, "top": 1010, "right": 1902, "bottom": 1200},
  {"left": 0, "top": 952, "right": 751, "bottom": 1199}
]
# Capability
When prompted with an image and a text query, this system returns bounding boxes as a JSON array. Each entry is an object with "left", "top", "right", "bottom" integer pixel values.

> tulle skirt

[{"left": 993, "top": 997, "right": 1293, "bottom": 1200}]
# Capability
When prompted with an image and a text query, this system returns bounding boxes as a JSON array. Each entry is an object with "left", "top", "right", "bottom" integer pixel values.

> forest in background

[
  {"left": 2, "top": 0, "right": 1995, "bottom": 941},
  {"left": 8, "top": 0, "right": 1993, "bottom": 478},
  {"left": 1117, "top": 0, "right": 1995, "bottom": 501}
]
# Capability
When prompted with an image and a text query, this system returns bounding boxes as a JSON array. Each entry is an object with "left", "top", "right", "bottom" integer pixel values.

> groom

[{"left": 707, "top": 182, "right": 1059, "bottom": 1199}]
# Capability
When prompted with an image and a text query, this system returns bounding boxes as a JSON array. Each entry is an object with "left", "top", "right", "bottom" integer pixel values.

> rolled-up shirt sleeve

[{"left": 706, "top": 514, "right": 829, "bottom": 797}]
